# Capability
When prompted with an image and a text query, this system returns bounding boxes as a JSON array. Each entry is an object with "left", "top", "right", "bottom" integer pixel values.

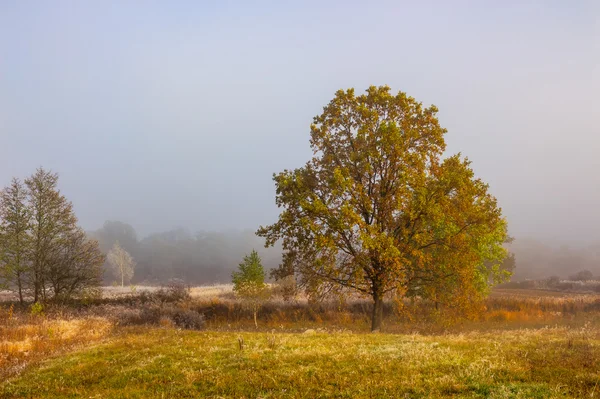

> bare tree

[
  {"left": 46, "top": 228, "right": 104, "bottom": 301},
  {"left": 107, "top": 242, "right": 135, "bottom": 287}
]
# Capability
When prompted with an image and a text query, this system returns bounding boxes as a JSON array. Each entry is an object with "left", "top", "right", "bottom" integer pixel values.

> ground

[{"left": 1, "top": 286, "right": 599, "bottom": 398}]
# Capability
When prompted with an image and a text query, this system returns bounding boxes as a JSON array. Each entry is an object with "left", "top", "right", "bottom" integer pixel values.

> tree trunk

[
  {"left": 371, "top": 293, "right": 384, "bottom": 332},
  {"left": 121, "top": 272, "right": 124, "bottom": 288},
  {"left": 253, "top": 309, "right": 258, "bottom": 328},
  {"left": 17, "top": 273, "right": 23, "bottom": 305},
  {"left": 34, "top": 277, "right": 39, "bottom": 303}
]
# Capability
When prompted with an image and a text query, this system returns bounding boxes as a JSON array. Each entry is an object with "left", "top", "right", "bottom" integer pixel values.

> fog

[{"left": 1, "top": 2, "right": 599, "bottom": 280}]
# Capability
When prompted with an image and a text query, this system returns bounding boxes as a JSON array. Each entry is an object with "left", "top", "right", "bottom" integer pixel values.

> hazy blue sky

[{"left": 0, "top": 1, "right": 598, "bottom": 243}]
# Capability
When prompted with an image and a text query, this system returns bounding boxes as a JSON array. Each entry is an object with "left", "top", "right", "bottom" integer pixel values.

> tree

[
  {"left": 91, "top": 221, "right": 138, "bottom": 284},
  {"left": 92, "top": 220, "right": 138, "bottom": 254},
  {"left": 0, "top": 168, "right": 103, "bottom": 302},
  {"left": 258, "top": 86, "right": 509, "bottom": 331},
  {"left": 25, "top": 168, "right": 79, "bottom": 302},
  {"left": 569, "top": 269, "right": 594, "bottom": 282},
  {"left": 107, "top": 242, "right": 135, "bottom": 287},
  {"left": 45, "top": 228, "right": 104, "bottom": 301},
  {"left": 232, "top": 250, "right": 269, "bottom": 328},
  {"left": 0, "top": 178, "right": 31, "bottom": 304}
]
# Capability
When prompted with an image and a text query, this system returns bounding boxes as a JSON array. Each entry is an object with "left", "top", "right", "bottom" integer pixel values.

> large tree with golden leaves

[{"left": 258, "top": 86, "right": 510, "bottom": 331}]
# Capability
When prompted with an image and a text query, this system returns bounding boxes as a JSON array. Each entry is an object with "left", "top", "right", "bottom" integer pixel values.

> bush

[
  {"left": 556, "top": 282, "right": 575, "bottom": 291},
  {"left": 166, "top": 308, "right": 205, "bottom": 330},
  {"left": 154, "top": 281, "right": 191, "bottom": 303},
  {"left": 547, "top": 276, "right": 561, "bottom": 287},
  {"left": 497, "top": 280, "right": 538, "bottom": 289},
  {"left": 30, "top": 302, "right": 44, "bottom": 317},
  {"left": 569, "top": 270, "right": 594, "bottom": 282},
  {"left": 115, "top": 304, "right": 204, "bottom": 330},
  {"left": 115, "top": 308, "right": 151, "bottom": 326}
]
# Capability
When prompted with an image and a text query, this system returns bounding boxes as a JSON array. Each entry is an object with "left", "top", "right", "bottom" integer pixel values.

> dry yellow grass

[
  {"left": 189, "top": 283, "right": 234, "bottom": 298},
  {"left": 0, "top": 313, "right": 112, "bottom": 380},
  {"left": 0, "top": 285, "right": 600, "bottom": 397}
]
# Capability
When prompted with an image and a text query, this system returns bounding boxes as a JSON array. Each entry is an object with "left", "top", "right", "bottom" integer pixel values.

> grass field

[
  {"left": 2, "top": 327, "right": 599, "bottom": 398},
  {"left": 1, "top": 287, "right": 600, "bottom": 398}
]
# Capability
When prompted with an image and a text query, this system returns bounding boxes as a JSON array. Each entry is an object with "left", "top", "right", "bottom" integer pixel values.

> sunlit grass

[
  {"left": 2, "top": 326, "right": 599, "bottom": 398},
  {"left": 0, "top": 314, "right": 112, "bottom": 380},
  {"left": 1, "top": 288, "right": 600, "bottom": 398}
]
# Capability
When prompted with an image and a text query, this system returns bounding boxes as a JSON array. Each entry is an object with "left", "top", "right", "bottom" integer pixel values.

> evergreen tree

[{"left": 232, "top": 250, "right": 269, "bottom": 327}]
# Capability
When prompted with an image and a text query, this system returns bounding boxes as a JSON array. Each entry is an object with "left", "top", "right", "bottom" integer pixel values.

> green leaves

[
  {"left": 232, "top": 250, "right": 267, "bottom": 298},
  {"left": 258, "top": 86, "right": 510, "bottom": 329}
]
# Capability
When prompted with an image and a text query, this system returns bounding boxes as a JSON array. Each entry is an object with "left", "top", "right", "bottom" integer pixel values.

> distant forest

[
  {"left": 507, "top": 239, "right": 600, "bottom": 281},
  {"left": 90, "top": 221, "right": 600, "bottom": 286},
  {"left": 90, "top": 221, "right": 281, "bottom": 285}
]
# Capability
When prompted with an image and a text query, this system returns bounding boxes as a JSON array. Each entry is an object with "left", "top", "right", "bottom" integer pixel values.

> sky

[{"left": 0, "top": 1, "right": 598, "bottom": 243}]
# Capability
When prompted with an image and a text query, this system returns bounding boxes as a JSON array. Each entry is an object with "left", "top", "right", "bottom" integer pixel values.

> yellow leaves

[
  {"left": 339, "top": 203, "right": 361, "bottom": 227},
  {"left": 259, "top": 85, "right": 509, "bottom": 329},
  {"left": 332, "top": 167, "right": 348, "bottom": 190}
]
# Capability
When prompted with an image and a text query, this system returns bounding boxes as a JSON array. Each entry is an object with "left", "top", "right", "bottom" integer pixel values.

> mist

[{"left": 1, "top": 1, "right": 599, "bottom": 280}]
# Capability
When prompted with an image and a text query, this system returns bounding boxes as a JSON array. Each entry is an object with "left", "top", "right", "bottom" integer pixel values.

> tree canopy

[{"left": 258, "top": 86, "right": 510, "bottom": 331}]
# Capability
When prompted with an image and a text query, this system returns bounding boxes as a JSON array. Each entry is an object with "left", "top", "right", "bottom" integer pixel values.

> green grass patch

[{"left": 2, "top": 326, "right": 599, "bottom": 398}]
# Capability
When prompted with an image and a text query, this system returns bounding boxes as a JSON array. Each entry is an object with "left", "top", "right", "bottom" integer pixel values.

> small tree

[
  {"left": 107, "top": 242, "right": 135, "bottom": 287},
  {"left": 0, "top": 178, "right": 31, "bottom": 304},
  {"left": 232, "top": 250, "right": 269, "bottom": 328}
]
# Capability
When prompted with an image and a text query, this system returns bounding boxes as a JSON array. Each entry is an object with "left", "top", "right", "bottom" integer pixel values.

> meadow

[{"left": 1, "top": 286, "right": 600, "bottom": 398}]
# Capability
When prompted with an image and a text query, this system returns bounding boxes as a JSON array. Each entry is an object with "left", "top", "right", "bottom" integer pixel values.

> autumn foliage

[{"left": 259, "top": 86, "right": 510, "bottom": 330}]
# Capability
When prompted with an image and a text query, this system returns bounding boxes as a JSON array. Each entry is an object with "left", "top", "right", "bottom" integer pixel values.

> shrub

[
  {"left": 154, "top": 281, "right": 191, "bottom": 303},
  {"left": 30, "top": 302, "right": 44, "bottom": 317},
  {"left": 569, "top": 270, "right": 594, "bottom": 282},
  {"left": 546, "top": 276, "right": 561, "bottom": 287},
  {"left": 115, "top": 308, "right": 158, "bottom": 326},
  {"left": 166, "top": 308, "right": 205, "bottom": 330},
  {"left": 115, "top": 304, "right": 204, "bottom": 330}
]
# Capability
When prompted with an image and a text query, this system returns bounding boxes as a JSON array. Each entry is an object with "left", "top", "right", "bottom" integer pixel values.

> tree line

[
  {"left": 0, "top": 168, "right": 104, "bottom": 304},
  {"left": 506, "top": 238, "right": 599, "bottom": 281},
  {"left": 90, "top": 222, "right": 281, "bottom": 286},
  {"left": 0, "top": 170, "right": 281, "bottom": 301}
]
